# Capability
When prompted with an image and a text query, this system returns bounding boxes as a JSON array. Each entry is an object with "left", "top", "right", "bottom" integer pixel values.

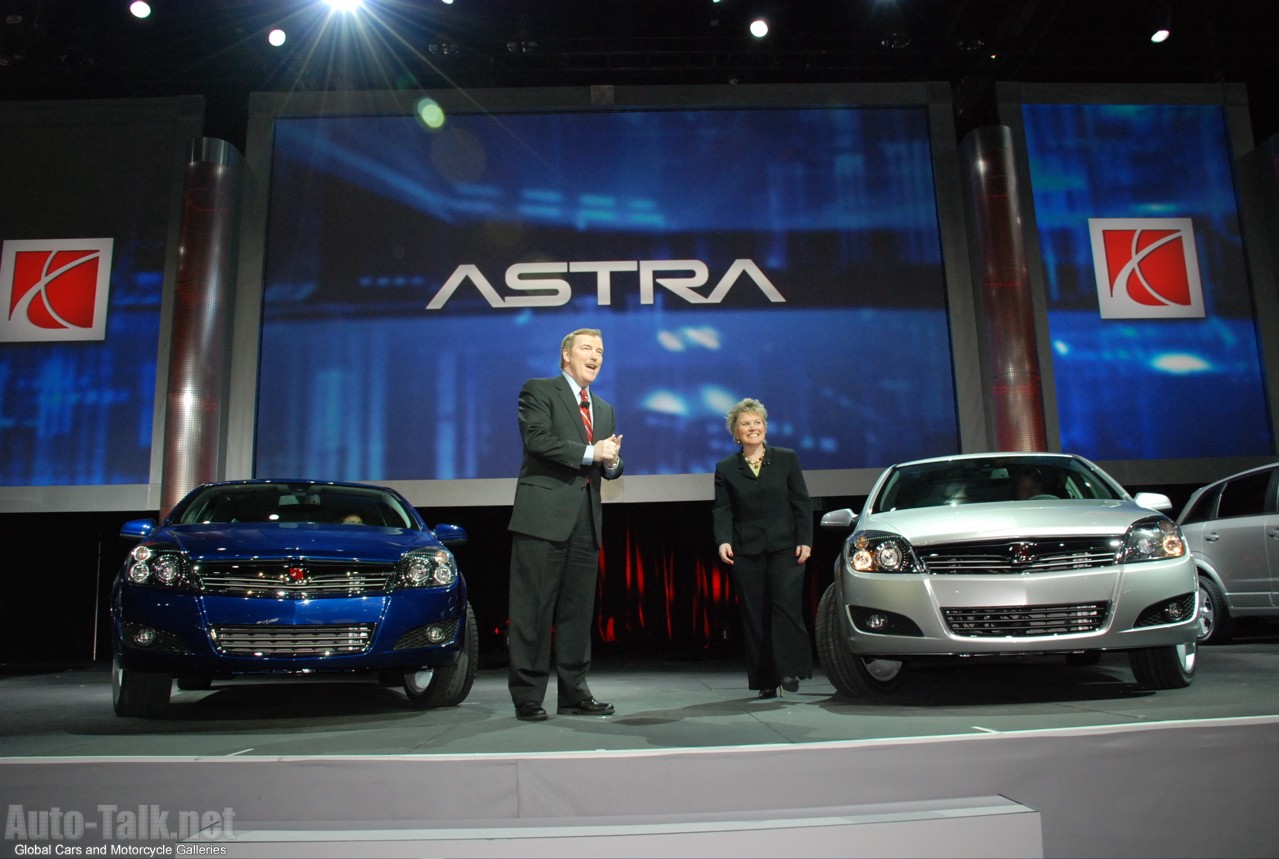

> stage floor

[{"left": 3, "top": 628, "right": 1279, "bottom": 758}]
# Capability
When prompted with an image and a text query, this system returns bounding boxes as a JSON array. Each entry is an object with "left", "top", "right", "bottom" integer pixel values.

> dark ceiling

[{"left": 3, "top": 0, "right": 1279, "bottom": 148}]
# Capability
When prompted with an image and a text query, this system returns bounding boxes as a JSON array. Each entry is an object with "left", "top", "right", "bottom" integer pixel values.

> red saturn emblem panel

[
  {"left": 1088, "top": 218, "right": 1205, "bottom": 320},
  {"left": 0, "top": 238, "right": 114, "bottom": 342}
]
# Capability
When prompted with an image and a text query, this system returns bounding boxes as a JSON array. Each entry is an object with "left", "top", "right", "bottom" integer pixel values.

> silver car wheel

[
  {"left": 404, "top": 669, "right": 435, "bottom": 694},
  {"left": 862, "top": 657, "right": 905, "bottom": 683},
  {"left": 1195, "top": 575, "right": 1234, "bottom": 644}
]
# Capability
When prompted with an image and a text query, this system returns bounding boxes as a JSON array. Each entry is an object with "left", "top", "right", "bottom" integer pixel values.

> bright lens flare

[{"left": 417, "top": 98, "right": 446, "bottom": 129}]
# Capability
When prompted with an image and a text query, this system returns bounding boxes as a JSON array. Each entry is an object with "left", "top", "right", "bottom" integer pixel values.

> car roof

[
  {"left": 191, "top": 478, "right": 396, "bottom": 492},
  {"left": 890, "top": 452, "right": 1081, "bottom": 468},
  {"left": 1193, "top": 461, "right": 1279, "bottom": 491}
]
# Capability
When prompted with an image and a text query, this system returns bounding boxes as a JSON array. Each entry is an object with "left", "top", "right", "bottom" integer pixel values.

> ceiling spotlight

[
  {"left": 749, "top": 18, "right": 769, "bottom": 38},
  {"left": 881, "top": 32, "right": 911, "bottom": 49},
  {"left": 1150, "top": 9, "right": 1171, "bottom": 43},
  {"left": 267, "top": 28, "right": 287, "bottom": 47},
  {"left": 325, "top": 0, "right": 365, "bottom": 12},
  {"left": 129, "top": 1, "right": 152, "bottom": 19}
]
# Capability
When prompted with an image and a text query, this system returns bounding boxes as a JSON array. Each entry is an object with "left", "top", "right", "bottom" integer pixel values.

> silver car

[
  {"left": 817, "top": 452, "right": 1199, "bottom": 697},
  {"left": 1177, "top": 462, "right": 1279, "bottom": 644}
]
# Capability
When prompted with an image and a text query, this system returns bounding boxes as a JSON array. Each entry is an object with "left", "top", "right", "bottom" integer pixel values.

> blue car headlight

[
  {"left": 126, "top": 544, "right": 192, "bottom": 588},
  {"left": 846, "top": 531, "right": 923, "bottom": 573},
  {"left": 1121, "top": 516, "right": 1187, "bottom": 563},
  {"left": 397, "top": 549, "right": 458, "bottom": 588}
]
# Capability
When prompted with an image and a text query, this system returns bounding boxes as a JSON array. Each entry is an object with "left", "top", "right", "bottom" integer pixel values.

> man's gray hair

[{"left": 560, "top": 328, "right": 603, "bottom": 367}]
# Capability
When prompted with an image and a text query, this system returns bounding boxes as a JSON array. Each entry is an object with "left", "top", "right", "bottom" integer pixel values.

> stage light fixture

[
  {"left": 749, "top": 18, "right": 769, "bottom": 38},
  {"left": 325, "top": 0, "right": 365, "bottom": 12},
  {"left": 268, "top": 28, "right": 287, "bottom": 47},
  {"left": 1150, "top": 8, "right": 1171, "bottom": 43},
  {"left": 129, "top": 1, "right": 152, "bottom": 19}
]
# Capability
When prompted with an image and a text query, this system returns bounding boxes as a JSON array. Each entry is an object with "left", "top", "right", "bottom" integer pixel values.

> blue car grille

[
  {"left": 920, "top": 538, "right": 1120, "bottom": 575},
  {"left": 193, "top": 560, "right": 395, "bottom": 598},
  {"left": 943, "top": 602, "right": 1110, "bottom": 637},
  {"left": 209, "top": 624, "right": 375, "bottom": 656}
]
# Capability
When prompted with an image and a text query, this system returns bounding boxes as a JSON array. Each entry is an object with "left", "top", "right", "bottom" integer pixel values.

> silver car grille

[
  {"left": 209, "top": 624, "right": 376, "bottom": 655},
  {"left": 943, "top": 602, "right": 1110, "bottom": 637},
  {"left": 920, "top": 538, "right": 1120, "bottom": 575},
  {"left": 194, "top": 560, "right": 395, "bottom": 598}
]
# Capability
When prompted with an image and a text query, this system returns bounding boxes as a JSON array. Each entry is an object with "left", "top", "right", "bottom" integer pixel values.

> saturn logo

[{"left": 1009, "top": 542, "right": 1038, "bottom": 566}]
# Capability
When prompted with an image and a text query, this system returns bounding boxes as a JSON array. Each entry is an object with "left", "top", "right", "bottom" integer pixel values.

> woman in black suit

[{"left": 713, "top": 398, "right": 813, "bottom": 698}]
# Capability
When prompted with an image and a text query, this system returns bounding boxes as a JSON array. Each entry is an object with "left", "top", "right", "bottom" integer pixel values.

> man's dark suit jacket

[
  {"left": 508, "top": 375, "right": 623, "bottom": 545},
  {"left": 712, "top": 446, "right": 813, "bottom": 554}
]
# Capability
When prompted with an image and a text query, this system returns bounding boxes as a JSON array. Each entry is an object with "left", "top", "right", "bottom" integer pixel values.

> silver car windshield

[
  {"left": 874, "top": 457, "right": 1124, "bottom": 512},
  {"left": 173, "top": 484, "right": 417, "bottom": 528}
]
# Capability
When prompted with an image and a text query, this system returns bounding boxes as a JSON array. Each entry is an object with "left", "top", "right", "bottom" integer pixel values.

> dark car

[
  {"left": 110, "top": 479, "right": 477, "bottom": 717},
  {"left": 1177, "top": 462, "right": 1279, "bottom": 643}
]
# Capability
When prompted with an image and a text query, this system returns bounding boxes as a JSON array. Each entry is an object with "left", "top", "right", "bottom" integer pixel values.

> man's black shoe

[
  {"left": 558, "top": 697, "right": 615, "bottom": 716},
  {"left": 515, "top": 701, "right": 548, "bottom": 721}
]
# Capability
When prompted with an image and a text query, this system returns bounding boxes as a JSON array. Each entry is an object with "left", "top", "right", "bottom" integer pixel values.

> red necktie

[{"left": 579, "top": 390, "right": 593, "bottom": 442}]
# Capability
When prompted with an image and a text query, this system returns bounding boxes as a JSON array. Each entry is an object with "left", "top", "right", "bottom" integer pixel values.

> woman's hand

[
  {"left": 718, "top": 543, "right": 734, "bottom": 565},
  {"left": 795, "top": 544, "right": 811, "bottom": 564}
]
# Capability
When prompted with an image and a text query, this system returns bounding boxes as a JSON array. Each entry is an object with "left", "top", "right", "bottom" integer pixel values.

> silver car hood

[{"left": 861, "top": 499, "right": 1160, "bottom": 546}]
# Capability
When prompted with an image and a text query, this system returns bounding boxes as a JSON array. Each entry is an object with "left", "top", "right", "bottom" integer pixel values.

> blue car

[{"left": 110, "top": 479, "right": 477, "bottom": 717}]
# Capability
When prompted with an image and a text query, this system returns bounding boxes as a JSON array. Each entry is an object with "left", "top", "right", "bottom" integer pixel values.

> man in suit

[{"left": 508, "top": 328, "right": 624, "bottom": 721}]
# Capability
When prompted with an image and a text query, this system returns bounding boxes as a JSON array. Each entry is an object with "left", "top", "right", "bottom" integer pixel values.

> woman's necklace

[{"left": 743, "top": 447, "right": 765, "bottom": 467}]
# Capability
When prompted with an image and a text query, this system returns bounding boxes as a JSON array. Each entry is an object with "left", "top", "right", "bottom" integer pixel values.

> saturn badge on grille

[{"left": 1009, "top": 542, "right": 1038, "bottom": 566}]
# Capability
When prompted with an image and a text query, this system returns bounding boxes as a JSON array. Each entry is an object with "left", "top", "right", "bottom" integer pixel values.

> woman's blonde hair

[{"left": 725, "top": 397, "right": 767, "bottom": 440}]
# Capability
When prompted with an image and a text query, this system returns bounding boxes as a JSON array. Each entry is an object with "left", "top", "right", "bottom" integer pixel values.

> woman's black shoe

[{"left": 757, "top": 688, "right": 778, "bottom": 699}]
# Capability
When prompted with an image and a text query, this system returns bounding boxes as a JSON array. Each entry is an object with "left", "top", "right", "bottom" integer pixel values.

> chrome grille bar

[
  {"left": 943, "top": 602, "right": 1110, "bottom": 637},
  {"left": 194, "top": 561, "right": 395, "bottom": 597},
  {"left": 210, "top": 624, "right": 376, "bottom": 656},
  {"left": 921, "top": 538, "right": 1119, "bottom": 575}
]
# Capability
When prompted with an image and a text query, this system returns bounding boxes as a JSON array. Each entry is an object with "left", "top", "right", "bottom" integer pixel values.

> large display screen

[
  {"left": 254, "top": 102, "right": 960, "bottom": 494},
  {"left": 1021, "top": 101, "right": 1273, "bottom": 459},
  {"left": 0, "top": 101, "right": 192, "bottom": 491}
]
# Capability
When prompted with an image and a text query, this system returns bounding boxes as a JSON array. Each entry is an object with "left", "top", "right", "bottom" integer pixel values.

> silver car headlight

[
  {"left": 846, "top": 531, "right": 923, "bottom": 573},
  {"left": 126, "top": 544, "right": 191, "bottom": 587},
  {"left": 1121, "top": 517, "right": 1187, "bottom": 563},
  {"left": 398, "top": 549, "right": 458, "bottom": 588}
]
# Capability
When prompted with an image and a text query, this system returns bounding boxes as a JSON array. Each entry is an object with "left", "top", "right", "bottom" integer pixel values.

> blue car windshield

[
  {"left": 173, "top": 484, "right": 417, "bottom": 529},
  {"left": 875, "top": 457, "right": 1124, "bottom": 512}
]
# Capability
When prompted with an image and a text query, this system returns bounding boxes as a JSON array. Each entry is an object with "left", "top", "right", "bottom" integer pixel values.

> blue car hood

[{"left": 156, "top": 523, "right": 442, "bottom": 563}]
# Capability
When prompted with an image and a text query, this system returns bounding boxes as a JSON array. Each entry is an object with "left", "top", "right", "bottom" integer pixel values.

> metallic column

[
  {"left": 960, "top": 125, "right": 1047, "bottom": 452},
  {"left": 160, "top": 138, "right": 242, "bottom": 516}
]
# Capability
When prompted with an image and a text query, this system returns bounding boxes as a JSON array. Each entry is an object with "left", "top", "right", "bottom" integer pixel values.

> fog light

[
  {"left": 131, "top": 626, "right": 157, "bottom": 647},
  {"left": 866, "top": 613, "right": 888, "bottom": 631},
  {"left": 1166, "top": 600, "right": 1187, "bottom": 621},
  {"left": 424, "top": 624, "right": 448, "bottom": 644}
]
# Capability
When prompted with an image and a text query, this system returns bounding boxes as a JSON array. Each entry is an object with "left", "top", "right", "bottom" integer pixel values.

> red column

[
  {"left": 160, "top": 138, "right": 242, "bottom": 516},
  {"left": 961, "top": 125, "right": 1047, "bottom": 452}
]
